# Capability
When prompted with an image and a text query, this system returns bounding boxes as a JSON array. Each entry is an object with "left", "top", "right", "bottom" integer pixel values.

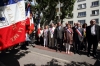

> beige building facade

[{"left": 63, "top": 0, "right": 100, "bottom": 26}]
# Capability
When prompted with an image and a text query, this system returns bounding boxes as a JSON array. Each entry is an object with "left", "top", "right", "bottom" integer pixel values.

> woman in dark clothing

[{"left": 82, "top": 23, "right": 87, "bottom": 51}]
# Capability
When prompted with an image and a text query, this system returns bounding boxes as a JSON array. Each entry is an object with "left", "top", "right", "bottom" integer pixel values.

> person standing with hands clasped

[
  {"left": 74, "top": 22, "right": 84, "bottom": 55},
  {"left": 86, "top": 19, "right": 100, "bottom": 58},
  {"left": 54, "top": 22, "right": 64, "bottom": 52},
  {"left": 43, "top": 25, "right": 48, "bottom": 47},
  {"left": 64, "top": 24, "right": 73, "bottom": 54}
]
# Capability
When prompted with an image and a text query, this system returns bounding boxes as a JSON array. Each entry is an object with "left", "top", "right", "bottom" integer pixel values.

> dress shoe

[
  {"left": 77, "top": 51, "right": 79, "bottom": 54},
  {"left": 87, "top": 54, "right": 90, "bottom": 57},
  {"left": 60, "top": 50, "right": 62, "bottom": 52},
  {"left": 56, "top": 49, "right": 58, "bottom": 52},
  {"left": 93, "top": 54, "right": 97, "bottom": 58},
  {"left": 74, "top": 51, "right": 76, "bottom": 54},
  {"left": 77, "top": 51, "right": 81, "bottom": 55}
]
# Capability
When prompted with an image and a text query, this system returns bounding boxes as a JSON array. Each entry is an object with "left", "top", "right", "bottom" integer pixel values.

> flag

[
  {"left": 25, "top": 3, "right": 30, "bottom": 33},
  {"left": 26, "top": 4, "right": 30, "bottom": 25},
  {"left": 30, "top": 16, "right": 34, "bottom": 30},
  {"left": 0, "top": 0, "right": 26, "bottom": 50},
  {"left": 29, "top": 14, "right": 35, "bottom": 34},
  {"left": 37, "top": 21, "right": 40, "bottom": 37}
]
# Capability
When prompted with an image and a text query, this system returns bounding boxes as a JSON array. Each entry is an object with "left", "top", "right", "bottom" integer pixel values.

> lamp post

[{"left": 58, "top": 0, "right": 61, "bottom": 20}]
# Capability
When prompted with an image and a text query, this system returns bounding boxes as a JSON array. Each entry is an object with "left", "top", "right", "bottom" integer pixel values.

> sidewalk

[
  {"left": 0, "top": 44, "right": 99, "bottom": 66},
  {"left": 28, "top": 45, "right": 98, "bottom": 65}
]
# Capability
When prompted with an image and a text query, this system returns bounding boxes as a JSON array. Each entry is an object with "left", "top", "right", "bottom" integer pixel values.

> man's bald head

[
  {"left": 90, "top": 19, "right": 96, "bottom": 25},
  {"left": 66, "top": 22, "right": 68, "bottom": 26},
  {"left": 57, "top": 22, "right": 61, "bottom": 26},
  {"left": 77, "top": 22, "right": 81, "bottom": 27},
  {"left": 74, "top": 22, "right": 77, "bottom": 26}
]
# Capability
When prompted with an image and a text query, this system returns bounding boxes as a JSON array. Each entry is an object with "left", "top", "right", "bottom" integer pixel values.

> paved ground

[{"left": 0, "top": 44, "right": 100, "bottom": 66}]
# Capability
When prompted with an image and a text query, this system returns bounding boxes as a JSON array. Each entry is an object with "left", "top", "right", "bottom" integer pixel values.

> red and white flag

[
  {"left": 25, "top": 3, "right": 31, "bottom": 33},
  {"left": 29, "top": 14, "right": 35, "bottom": 34},
  {"left": 26, "top": 3, "right": 30, "bottom": 25},
  {"left": 0, "top": 0, "right": 26, "bottom": 50}
]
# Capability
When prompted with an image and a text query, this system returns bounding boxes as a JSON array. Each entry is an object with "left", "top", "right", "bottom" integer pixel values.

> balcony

[
  {"left": 90, "top": 14, "right": 99, "bottom": 16},
  {"left": 91, "top": 5, "right": 99, "bottom": 8},
  {"left": 91, "top": 1, "right": 99, "bottom": 8},
  {"left": 77, "top": 7, "right": 86, "bottom": 10},
  {"left": 77, "top": 0, "right": 86, "bottom": 2},
  {"left": 77, "top": 15, "right": 86, "bottom": 18}
]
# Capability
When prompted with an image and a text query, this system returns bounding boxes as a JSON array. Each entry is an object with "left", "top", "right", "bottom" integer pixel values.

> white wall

[
  {"left": 62, "top": 18, "right": 73, "bottom": 27},
  {"left": 63, "top": 0, "right": 100, "bottom": 26}
]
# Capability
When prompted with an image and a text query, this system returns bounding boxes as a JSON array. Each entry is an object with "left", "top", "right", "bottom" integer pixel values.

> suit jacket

[
  {"left": 72, "top": 26, "right": 77, "bottom": 41},
  {"left": 54, "top": 26, "right": 64, "bottom": 39},
  {"left": 73, "top": 27, "right": 83, "bottom": 42},
  {"left": 86, "top": 25, "right": 100, "bottom": 42},
  {"left": 77, "top": 28, "right": 84, "bottom": 42}
]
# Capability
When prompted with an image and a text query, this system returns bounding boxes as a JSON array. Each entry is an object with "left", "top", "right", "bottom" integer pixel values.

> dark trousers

[
  {"left": 74, "top": 40, "right": 82, "bottom": 53},
  {"left": 49, "top": 38, "right": 54, "bottom": 48},
  {"left": 56, "top": 38, "right": 63, "bottom": 51},
  {"left": 40, "top": 36, "right": 43, "bottom": 45},
  {"left": 82, "top": 37, "right": 87, "bottom": 51},
  {"left": 88, "top": 35, "right": 98, "bottom": 55}
]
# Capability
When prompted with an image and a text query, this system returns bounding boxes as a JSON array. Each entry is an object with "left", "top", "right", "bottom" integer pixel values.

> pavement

[{"left": 0, "top": 44, "right": 100, "bottom": 66}]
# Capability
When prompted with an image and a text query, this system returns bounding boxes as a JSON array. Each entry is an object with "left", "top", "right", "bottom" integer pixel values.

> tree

[
  {"left": 60, "top": 0, "right": 75, "bottom": 19},
  {"left": 35, "top": 0, "right": 56, "bottom": 25},
  {"left": 28, "top": 0, "right": 75, "bottom": 26}
]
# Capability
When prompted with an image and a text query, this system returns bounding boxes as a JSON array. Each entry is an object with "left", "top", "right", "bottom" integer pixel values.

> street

[{"left": 0, "top": 44, "right": 100, "bottom": 66}]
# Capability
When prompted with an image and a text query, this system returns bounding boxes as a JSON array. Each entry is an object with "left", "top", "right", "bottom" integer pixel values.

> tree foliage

[{"left": 26, "top": 0, "right": 75, "bottom": 25}]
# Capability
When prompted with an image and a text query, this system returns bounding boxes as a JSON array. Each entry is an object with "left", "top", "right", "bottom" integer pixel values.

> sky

[
  {"left": 25, "top": 0, "right": 35, "bottom": 5},
  {"left": 31, "top": 0, "right": 35, "bottom": 5}
]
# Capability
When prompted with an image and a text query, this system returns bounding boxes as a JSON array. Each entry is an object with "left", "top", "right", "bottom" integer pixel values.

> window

[
  {"left": 78, "top": 12, "right": 86, "bottom": 17},
  {"left": 68, "top": 21, "right": 73, "bottom": 26},
  {"left": 91, "top": 10, "right": 99, "bottom": 16},
  {"left": 93, "top": 19, "right": 99, "bottom": 24},
  {"left": 77, "top": 0, "right": 86, "bottom": 2},
  {"left": 78, "top": 20, "right": 85, "bottom": 25},
  {"left": 91, "top": 1, "right": 99, "bottom": 7},
  {"left": 68, "top": 21, "right": 73, "bottom": 24},
  {"left": 78, "top": 3, "right": 86, "bottom": 9}
]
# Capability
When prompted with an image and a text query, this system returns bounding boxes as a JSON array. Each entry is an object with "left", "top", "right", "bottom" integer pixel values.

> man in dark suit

[
  {"left": 54, "top": 22, "right": 64, "bottom": 52},
  {"left": 74, "top": 22, "right": 84, "bottom": 54},
  {"left": 72, "top": 22, "right": 78, "bottom": 54},
  {"left": 86, "top": 19, "right": 100, "bottom": 57}
]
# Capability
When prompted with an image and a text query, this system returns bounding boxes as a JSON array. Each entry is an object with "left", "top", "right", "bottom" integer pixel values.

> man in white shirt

[
  {"left": 48, "top": 23, "right": 55, "bottom": 48},
  {"left": 91, "top": 24, "right": 95, "bottom": 35},
  {"left": 43, "top": 25, "right": 48, "bottom": 47},
  {"left": 86, "top": 19, "right": 100, "bottom": 58}
]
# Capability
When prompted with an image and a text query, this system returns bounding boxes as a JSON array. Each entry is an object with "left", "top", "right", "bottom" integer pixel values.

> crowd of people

[{"left": 35, "top": 19, "right": 100, "bottom": 58}]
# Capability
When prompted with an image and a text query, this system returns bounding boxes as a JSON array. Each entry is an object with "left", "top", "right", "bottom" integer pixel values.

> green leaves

[{"left": 34, "top": 0, "right": 75, "bottom": 25}]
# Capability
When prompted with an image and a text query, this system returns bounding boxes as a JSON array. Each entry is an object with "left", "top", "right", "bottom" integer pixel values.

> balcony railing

[
  {"left": 90, "top": 14, "right": 99, "bottom": 16},
  {"left": 77, "top": 0, "right": 86, "bottom": 2},
  {"left": 91, "top": 5, "right": 99, "bottom": 8},
  {"left": 77, "top": 7, "right": 86, "bottom": 10},
  {"left": 77, "top": 15, "right": 86, "bottom": 18}
]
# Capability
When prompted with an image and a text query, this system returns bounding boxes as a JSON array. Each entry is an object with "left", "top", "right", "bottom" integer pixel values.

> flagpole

[{"left": 59, "top": 0, "right": 60, "bottom": 20}]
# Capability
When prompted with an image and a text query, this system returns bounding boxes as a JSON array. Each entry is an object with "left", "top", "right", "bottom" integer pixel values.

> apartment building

[{"left": 63, "top": 0, "right": 100, "bottom": 26}]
